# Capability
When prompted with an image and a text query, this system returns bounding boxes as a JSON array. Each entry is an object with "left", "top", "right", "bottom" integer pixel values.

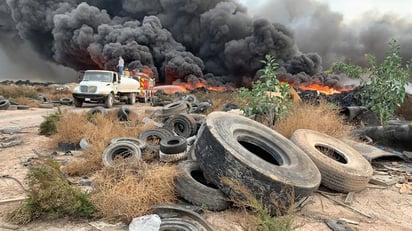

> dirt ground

[{"left": 0, "top": 104, "right": 411, "bottom": 231}]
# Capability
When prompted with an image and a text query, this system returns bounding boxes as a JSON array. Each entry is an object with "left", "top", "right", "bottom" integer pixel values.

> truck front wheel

[
  {"left": 105, "top": 93, "right": 114, "bottom": 108},
  {"left": 73, "top": 97, "right": 83, "bottom": 107}
]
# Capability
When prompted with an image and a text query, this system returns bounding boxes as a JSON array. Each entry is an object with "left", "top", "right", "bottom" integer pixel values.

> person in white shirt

[{"left": 117, "top": 56, "right": 124, "bottom": 76}]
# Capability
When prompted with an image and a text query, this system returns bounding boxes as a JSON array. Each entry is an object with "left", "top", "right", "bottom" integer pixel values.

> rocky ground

[{"left": 0, "top": 104, "right": 411, "bottom": 231}]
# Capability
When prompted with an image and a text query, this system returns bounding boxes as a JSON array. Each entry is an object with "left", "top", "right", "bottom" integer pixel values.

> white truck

[{"left": 72, "top": 70, "right": 140, "bottom": 108}]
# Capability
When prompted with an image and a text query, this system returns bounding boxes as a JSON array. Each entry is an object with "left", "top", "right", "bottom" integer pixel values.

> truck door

[{"left": 112, "top": 72, "right": 119, "bottom": 93}]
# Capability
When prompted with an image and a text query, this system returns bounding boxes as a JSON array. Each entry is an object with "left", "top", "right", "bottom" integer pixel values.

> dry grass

[
  {"left": 274, "top": 100, "right": 353, "bottom": 139},
  {"left": 55, "top": 110, "right": 154, "bottom": 176},
  {"left": 13, "top": 96, "right": 42, "bottom": 108},
  {"left": 90, "top": 160, "right": 179, "bottom": 222},
  {"left": 193, "top": 90, "right": 239, "bottom": 113},
  {"left": 0, "top": 84, "right": 38, "bottom": 99}
]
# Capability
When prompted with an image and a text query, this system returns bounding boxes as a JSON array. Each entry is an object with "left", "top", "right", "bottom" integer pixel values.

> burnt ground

[{"left": 0, "top": 104, "right": 411, "bottom": 231}]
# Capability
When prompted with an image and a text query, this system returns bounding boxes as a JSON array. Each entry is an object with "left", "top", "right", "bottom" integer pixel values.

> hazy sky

[{"left": 240, "top": 0, "right": 411, "bottom": 22}]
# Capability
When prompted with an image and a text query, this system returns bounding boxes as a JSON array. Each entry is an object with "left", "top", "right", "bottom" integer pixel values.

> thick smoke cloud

[
  {"left": 1, "top": 0, "right": 323, "bottom": 86},
  {"left": 253, "top": 0, "right": 412, "bottom": 68}
]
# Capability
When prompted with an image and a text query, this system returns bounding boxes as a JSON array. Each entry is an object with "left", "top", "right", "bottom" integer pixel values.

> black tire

[
  {"left": 38, "top": 94, "right": 49, "bottom": 103},
  {"left": 290, "top": 129, "right": 373, "bottom": 193},
  {"left": 164, "top": 114, "right": 197, "bottom": 138},
  {"left": 104, "top": 93, "right": 114, "bottom": 108},
  {"left": 195, "top": 111, "right": 321, "bottom": 216},
  {"left": 73, "top": 97, "right": 83, "bottom": 107},
  {"left": 117, "top": 106, "right": 131, "bottom": 121},
  {"left": 127, "top": 92, "right": 136, "bottom": 105},
  {"left": 0, "top": 99, "right": 10, "bottom": 110},
  {"left": 102, "top": 141, "right": 142, "bottom": 167},
  {"left": 88, "top": 106, "right": 108, "bottom": 116},
  {"left": 189, "top": 113, "right": 206, "bottom": 134},
  {"left": 162, "top": 101, "right": 189, "bottom": 115},
  {"left": 59, "top": 98, "right": 73, "bottom": 105},
  {"left": 17, "top": 105, "right": 29, "bottom": 110},
  {"left": 160, "top": 136, "right": 187, "bottom": 153},
  {"left": 175, "top": 160, "right": 230, "bottom": 211},
  {"left": 109, "top": 137, "right": 147, "bottom": 150},
  {"left": 39, "top": 103, "right": 54, "bottom": 108},
  {"left": 139, "top": 128, "right": 175, "bottom": 151},
  {"left": 159, "top": 218, "right": 203, "bottom": 231},
  {"left": 183, "top": 94, "right": 197, "bottom": 104}
]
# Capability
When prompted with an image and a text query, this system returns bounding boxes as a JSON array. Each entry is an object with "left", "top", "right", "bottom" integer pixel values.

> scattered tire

[
  {"left": 109, "top": 137, "right": 147, "bottom": 150},
  {"left": 159, "top": 218, "right": 203, "bottom": 231},
  {"left": 38, "top": 94, "right": 49, "bottom": 103},
  {"left": 79, "top": 138, "right": 89, "bottom": 150},
  {"left": 117, "top": 106, "right": 131, "bottom": 121},
  {"left": 162, "top": 101, "right": 190, "bottom": 115},
  {"left": 139, "top": 128, "right": 175, "bottom": 151},
  {"left": 175, "top": 160, "right": 230, "bottom": 211},
  {"left": 159, "top": 150, "right": 187, "bottom": 162},
  {"left": 195, "top": 111, "right": 321, "bottom": 215},
  {"left": 102, "top": 141, "right": 142, "bottom": 167},
  {"left": 88, "top": 106, "right": 108, "bottom": 116},
  {"left": 39, "top": 103, "right": 54, "bottom": 108},
  {"left": 160, "top": 136, "right": 187, "bottom": 153},
  {"left": 0, "top": 99, "right": 10, "bottom": 110},
  {"left": 59, "top": 98, "right": 73, "bottom": 105},
  {"left": 17, "top": 105, "right": 29, "bottom": 110},
  {"left": 182, "top": 94, "right": 197, "bottom": 104},
  {"left": 164, "top": 114, "right": 197, "bottom": 138},
  {"left": 290, "top": 129, "right": 373, "bottom": 193},
  {"left": 8, "top": 105, "right": 18, "bottom": 110}
]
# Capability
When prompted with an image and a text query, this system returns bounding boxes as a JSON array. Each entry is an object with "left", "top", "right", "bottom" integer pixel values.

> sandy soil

[{"left": 0, "top": 104, "right": 411, "bottom": 231}]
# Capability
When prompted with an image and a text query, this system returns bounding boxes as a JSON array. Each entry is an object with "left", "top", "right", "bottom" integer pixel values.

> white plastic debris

[{"left": 129, "top": 214, "right": 161, "bottom": 231}]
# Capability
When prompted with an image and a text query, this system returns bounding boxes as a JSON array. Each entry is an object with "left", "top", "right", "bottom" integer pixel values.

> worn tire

[
  {"left": 159, "top": 218, "right": 202, "bottom": 231},
  {"left": 39, "top": 103, "right": 54, "bottom": 108},
  {"left": 110, "top": 137, "right": 147, "bottom": 150},
  {"left": 139, "top": 128, "right": 175, "bottom": 151},
  {"left": 102, "top": 141, "right": 141, "bottom": 167},
  {"left": 0, "top": 99, "right": 10, "bottom": 110},
  {"left": 117, "top": 106, "right": 131, "bottom": 121},
  {"left": 175, "top": 160, "right": 230, "bottom": 211},
  {"left": 290, "top": 129, "right": 373, "bottom": 193},
  {"left": 38, "top": 94, "right": 49, "bottom": 103},
  {"left": 160, "top": 136, "right": 187, "bottom": 153},
  {"left": 164, "top": 114, "right": 197, "bottom": 138},
  {"left": 59, "top": 98, "right": 73, "bottom": 105},
  {"left": 17, "top": 105, "right": 29, "bottom": 110},
  {"left": 88, "top": 106, "right": 108, "bottom": 116},
  {"left": 195, "top": 111, "right": 321, "bottom": 215},
  {"left": 104, "top": 93, "right": 114, "bottom": 108},
  {"left": 162, "top": 101, "right": 189, "bottom": 115}
]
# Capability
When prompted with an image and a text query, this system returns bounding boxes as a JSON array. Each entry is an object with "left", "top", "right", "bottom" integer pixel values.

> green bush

[
  {"left": 39, "top": 107, "right": 63, "bottom": 136},
  {"left": 332, "top": 39, "right": 411, "bottom": 125},
  {"left": 238, "top": 55, "right": 292, "bottom": 127}
]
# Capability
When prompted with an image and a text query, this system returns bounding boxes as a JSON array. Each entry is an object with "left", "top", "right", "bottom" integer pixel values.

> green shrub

[{"left": 39, "top": 108, "right": 63, "bottom": 136}]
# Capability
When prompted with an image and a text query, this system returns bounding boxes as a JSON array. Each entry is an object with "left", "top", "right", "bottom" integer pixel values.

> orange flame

[
  {"left": 289, "top": 82, "right": 354, "bottom": 95},
  {"left": 172, "top": 79, "right": 234, "bottom": 92}
]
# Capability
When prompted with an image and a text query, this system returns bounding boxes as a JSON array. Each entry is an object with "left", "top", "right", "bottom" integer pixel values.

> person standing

[{"left": 117, "top": 56, "right": 124, "bottom": 76}]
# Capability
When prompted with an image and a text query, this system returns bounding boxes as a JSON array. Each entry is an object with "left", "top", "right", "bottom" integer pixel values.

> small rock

[{"left": 1, "top": 126, "right": 22, "bottom": 134}]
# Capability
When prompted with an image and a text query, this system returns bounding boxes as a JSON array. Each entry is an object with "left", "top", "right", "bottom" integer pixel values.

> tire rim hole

[
  {"left": 191, "top": 170, "right": 219, "bottom": 189},
  {"left": 315, "top": 145, "right": 347, "bottom": 164},
  {"left": 146, "top": 135, "right": 161, "bottom": 145},
  {"left": 112, "top": 148, "right": 133, "bottom": 160},
  {"left": 174, "top": 123, "right": 185, "bottom": 133},
  {"left": 167, "top": 139, "right": 180, "bottom": 145},
  {"left": 238, "top": 140, "right": 281, "bottom": 166}
]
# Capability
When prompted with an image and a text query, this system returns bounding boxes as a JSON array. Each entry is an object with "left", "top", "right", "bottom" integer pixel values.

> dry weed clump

[
  {"left": 0, "top": 84, "right": 38, "bottom": 99},
  {"left": 13, "top": 96, "right": 41, "bottom": 108},
  {"left": 274, "top": 100, "right": 352, "bottom": 139},
  {"left": 90, "top": 160, "right": 179, "bottom": 222},
  {"left": 57, "top": 110, "right": 155, "bottom": 176}
]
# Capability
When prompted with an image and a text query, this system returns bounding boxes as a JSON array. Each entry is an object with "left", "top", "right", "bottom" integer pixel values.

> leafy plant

[
  {"left": 332, "top": 39, "right": 411, "bottom": 124},
  {"left": 238, "top": 55, "right": 292, "bottom": 127},
  {"left": 39, "top": 107, "right": 63, "bottom": 136}
]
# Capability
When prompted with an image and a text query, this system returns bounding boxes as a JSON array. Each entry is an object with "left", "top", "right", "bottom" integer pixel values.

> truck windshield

[{"left": 82, "top": 72, "right": 112, "bottom": 82}]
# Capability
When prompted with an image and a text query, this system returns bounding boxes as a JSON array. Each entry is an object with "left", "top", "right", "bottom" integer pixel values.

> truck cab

[{"left": 72, "top": 70, "right": 139, "bottom": 108}]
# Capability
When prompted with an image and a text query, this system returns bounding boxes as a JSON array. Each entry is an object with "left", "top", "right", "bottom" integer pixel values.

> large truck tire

[
  {"left": 105, "top": 93, "right": 114, "bottom": 108},
  {"left": 127, "top": 92, "right": 136, "bottom": 105},
  {"left": 195, "top": 111, "right": 321, "bottom": 216},
  {"left": 291, "top": 129, "right": 373, "bottom": 193},
  {"left": 73, "top": 97, "right": 83, "bottom": 107},
  {"left": 175, "top": 160, "right": 230, "bottom": 211}
]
